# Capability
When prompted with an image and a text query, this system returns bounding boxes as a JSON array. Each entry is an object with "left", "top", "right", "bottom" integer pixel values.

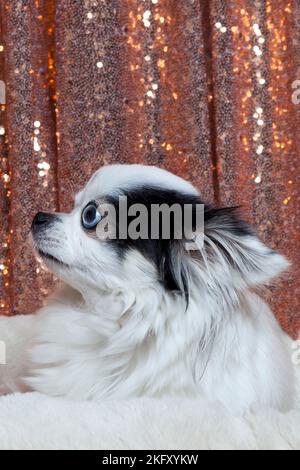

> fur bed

[{"left": 0, "top": 387, "right": 299, "bottom": 450}]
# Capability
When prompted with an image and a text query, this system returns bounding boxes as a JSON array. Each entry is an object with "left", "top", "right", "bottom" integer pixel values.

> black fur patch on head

[
  {"left": 106, "top": 186, "right": 203, "bottom": 240},
  {"left": 105, "top": 186, "right": 202, "bottom": 300},
  {"left": 101, "top": 186, "right": 253, "bottom": 299}
]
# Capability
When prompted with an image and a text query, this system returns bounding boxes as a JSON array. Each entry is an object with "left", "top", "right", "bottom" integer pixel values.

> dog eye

[{"left": 81, "top": 202, "right": 102, "bottom": 230}]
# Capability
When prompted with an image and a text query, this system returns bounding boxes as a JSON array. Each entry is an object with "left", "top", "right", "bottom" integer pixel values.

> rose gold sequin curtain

[{"left": 0, "top": 0, "right": 299, "bottom": 338}]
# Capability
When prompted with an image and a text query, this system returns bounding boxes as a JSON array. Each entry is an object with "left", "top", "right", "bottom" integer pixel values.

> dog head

[{"left": 31, "top": 164, "right": 289, "bottom": 304}]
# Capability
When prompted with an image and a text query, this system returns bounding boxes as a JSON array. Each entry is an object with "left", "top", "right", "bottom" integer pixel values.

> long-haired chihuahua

[{"left": 0, "top": 165, "right": 295, "bottom": 413}]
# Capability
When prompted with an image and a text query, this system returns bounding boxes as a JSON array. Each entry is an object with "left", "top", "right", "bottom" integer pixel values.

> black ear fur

[
  {"left": 203, "top": 206, "right": 289, "bottom": 286},
  {"left": 161, "top": 205, "right": 288, "bottom": 295},
  {"left": 160, "top": 207, "right": 252, "bottom": 300},
  {"left": 204, "top": 206, "right": 254, "bottom": 238},
  {"left": 106, "top": 186, "right": 288, "bottom": 295}
]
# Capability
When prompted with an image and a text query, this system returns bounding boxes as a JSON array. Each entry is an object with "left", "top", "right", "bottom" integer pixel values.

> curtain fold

[{"left": 0, "top": 0, "right": 299, "bottom": 337}]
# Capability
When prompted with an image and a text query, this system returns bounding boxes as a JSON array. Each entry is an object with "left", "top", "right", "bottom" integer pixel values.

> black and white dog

[{"left": 0, "top": 164, "right": 294, "bottom": 413}]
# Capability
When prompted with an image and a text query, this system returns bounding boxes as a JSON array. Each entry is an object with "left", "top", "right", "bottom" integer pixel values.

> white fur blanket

[{"left": 0, "top": 389, "right": 299, "bottom": 450}]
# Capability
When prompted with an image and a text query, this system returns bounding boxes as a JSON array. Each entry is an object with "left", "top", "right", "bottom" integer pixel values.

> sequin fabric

[{"left": 0, "top": 1, "right": 299, "bottom": 337}]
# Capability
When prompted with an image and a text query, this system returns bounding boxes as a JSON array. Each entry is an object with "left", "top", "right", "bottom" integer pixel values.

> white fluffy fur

[
  {"left": 0, "top": 164, "right": 296, "bottom": 414},
  {"left": 0, "top": 388, "right": 299, "bottom": 450}
]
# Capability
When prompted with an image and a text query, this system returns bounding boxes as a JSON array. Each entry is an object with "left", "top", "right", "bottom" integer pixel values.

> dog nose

[{"left": 31, "top": 212, "right": 54, "bottom": 231}]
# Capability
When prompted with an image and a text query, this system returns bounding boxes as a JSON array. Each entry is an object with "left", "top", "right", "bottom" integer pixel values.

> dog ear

[
  {"left": 201, "top": 206, "right": 290, "bottom": 289},
  {"left": 156, "top": 204, "right": 288, "bottom": 301}
]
